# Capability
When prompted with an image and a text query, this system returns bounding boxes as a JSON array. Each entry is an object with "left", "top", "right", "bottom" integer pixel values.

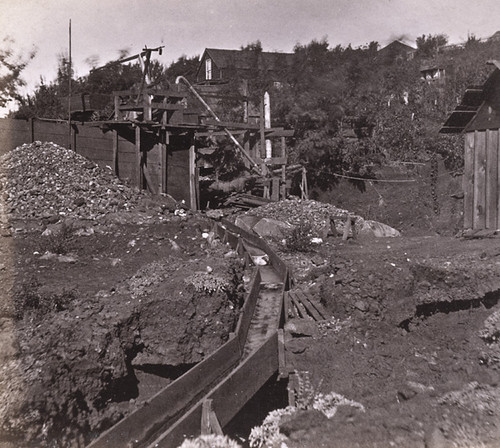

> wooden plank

[
  {"left": 284, "top": 291, "right": 295, "bottom": 320},
  {"left": 189, "top": 145, "right": 197, "bottom": 210},
  {"left": 201, "top": 399, "right": 223, "bottom": 436},
  {"left": 112, "top": 129, "right": 118, "bottom": 175},
  {"left": 271, "top": 177, "right": 280, "bottom": 201},
  {"left": 87, "top": 337, "right": 240, "bottom": 448},
  {"left": 278, "top": 329, "right": 287, "bottom": 379},
  {"left": 235, "top": 269, "right": 262, "bottom": 353},
  {"left": 265, "top": 129, "right": 295, "bottom": 138},
  {"left": 150, "top": 102, "right": 185, "bottom": 111},
  {"left": 474, "top": 130, "right": 487, "bottom": 229},
  {"left": 306, "top": 295, "right": 329, "bottom": 320},
  {"left": 290, "top": 292, "right": 308, "bottom": 318},
  {"left": 135, "top": 125, "right": 143, "bottom": 189},
  {"left": 160, "top": 140, "right": 167, "bottom": 193},
  {"left": 287, "top": 373, "right": 298, "bottom": 407},
  {"left": 150, "top": 333, "right": 279, "bottom": 448},
  {"left": 486, "top": 129, "right": 499, "bottom": 229},
  {"left": 296, "top": 290, "right": 322, "bottom": 321}
]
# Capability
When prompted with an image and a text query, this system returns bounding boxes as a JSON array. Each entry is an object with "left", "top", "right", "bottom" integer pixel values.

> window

[{"left": 205, "top": 58, "right": 212, "bottom": 80}]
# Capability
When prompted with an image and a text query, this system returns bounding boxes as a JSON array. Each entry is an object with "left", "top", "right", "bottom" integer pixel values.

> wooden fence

[{"left": 0, "top": 117, "right": 192, "bottom": 205}]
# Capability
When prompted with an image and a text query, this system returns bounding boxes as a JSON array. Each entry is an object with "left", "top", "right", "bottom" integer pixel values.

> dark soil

[
  {"left": 279, "top": 234, "right": 500, "bottom": 448},
  {"left": 0, "top": 212, "right": 245, "bottom": 447}
]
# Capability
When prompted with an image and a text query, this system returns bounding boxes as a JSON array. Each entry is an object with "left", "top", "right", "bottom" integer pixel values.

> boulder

[
  {"left": 252, "top": 217, "right": 292, "bottom": 239},
  {"left": 234, "top": 215, "right": 263, "bottom": 233},
  {"left": 358, "top": 220, "right": 401, "bottom": 238},
  {"left": 285, "top": 318, "right": 319, "bottom": 338}
]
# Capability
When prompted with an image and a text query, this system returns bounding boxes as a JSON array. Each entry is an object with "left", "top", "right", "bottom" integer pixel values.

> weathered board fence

[
  {"left": 0, "top": 117, "right": 192, "bottom": 205},
  {"left": 463, "top": 129, "right": 500, "bottom": 230}
]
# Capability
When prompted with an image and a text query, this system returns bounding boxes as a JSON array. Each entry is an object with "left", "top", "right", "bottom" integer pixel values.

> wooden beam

[
  {"left": 135, "top": 125, "right": 143, "bottom": 189},
  {"left": 112, "top": 129, "right": 118, "bottom": 175},
  {"left": 486, "top": 129, "right": 498, "bottom": 229},
  {"left": 201, "top": 399, "right": 223, "bottom": 436},
  {"left": 203, "top": 118, "right": 260, "bottom": 130},
  {"left": 281, "top": 136, "right": 287, "bottom": 200},
  {"left": 189, "top": 145, "right": 197, "bottom": 210},
  {"left": 296, "top": 291, "right": 322, "bottom": 321},
  {"left": 473, "top": 130, "right": 486, "bottom": 229},
  {"left": 161, "top": 137, "right": 167, "bottom": 194},
  {"left": 464, "top": 132, "right": 474, "bottom": 229},
  {"left": 278, "top": 329, "right": 288, "bottom": 379},
  {"left": 142, "top": 163, "right": 157, "bottom": 195}
]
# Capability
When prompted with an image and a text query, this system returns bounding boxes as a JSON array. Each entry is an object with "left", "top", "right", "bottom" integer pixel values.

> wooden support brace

[
  {"left": 112, "top": 129, "right": 118, "bottom": 175},
  {"left": 278, "top": 329, "right": 288, "bottom": 379},
  {"left": 290, "top": 293, "right": 308, "bottom": 319},
  {"left": 135, "top": 126, "right": 143, "bottom": 189},
  {"left": 342, "top": 216, "right": 356, "bottom": 241},
  {"left": 297, "top": 291, "right": 322, "bottom": 321},
  {"left": 201, "top": 399, "right": 223, "bottom": 436},
  {"left": 284, "top": 291, "right": 293, "bottom": 321},
  {"left": 288, "top": 373, "right": 298, "bottom": 407}
]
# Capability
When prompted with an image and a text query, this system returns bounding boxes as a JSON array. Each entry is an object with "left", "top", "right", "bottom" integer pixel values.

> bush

[
  {"left": 285, "top": 220, "right": 314, "bottom": 252},
  {"left": 40, "top": 221, "right": 74, "bottom": 255},
  {"left": 14, "top": 277, "right": 77, "bottom": 319}
]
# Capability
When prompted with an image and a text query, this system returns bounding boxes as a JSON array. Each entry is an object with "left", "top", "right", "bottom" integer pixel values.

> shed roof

[
  {"left": 200, "top": 48, "right": 294, "bottom": 72},
  {"left": 440, "top": 61, "right": 500, "bottom": 133}
]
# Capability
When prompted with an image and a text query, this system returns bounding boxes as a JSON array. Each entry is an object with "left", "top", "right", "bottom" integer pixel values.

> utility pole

[{"left": 68, "top": 19, "right": 72, "bottom": 149}]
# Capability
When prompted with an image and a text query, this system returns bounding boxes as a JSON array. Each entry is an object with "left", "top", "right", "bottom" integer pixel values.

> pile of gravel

[
  {"left": 248, "top": 198, "right": 361, "bottom": 235},
  {"left": 0, "top": 141, "right": 163, "bottom": 221}
]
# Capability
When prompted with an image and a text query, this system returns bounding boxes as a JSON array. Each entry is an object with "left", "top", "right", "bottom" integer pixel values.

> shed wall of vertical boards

[{"left": 464, "top": 129, "right": 500, "bottom": 229}]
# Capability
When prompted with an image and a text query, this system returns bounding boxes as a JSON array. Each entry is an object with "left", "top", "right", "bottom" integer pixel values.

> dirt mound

[{"left": 0, "top": 208, "right": 244, "bottom": 447}]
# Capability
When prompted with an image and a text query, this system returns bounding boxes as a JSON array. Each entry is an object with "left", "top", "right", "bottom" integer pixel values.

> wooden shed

[{"left": 441, "top": 60, "right": 500, "bottom": 230}]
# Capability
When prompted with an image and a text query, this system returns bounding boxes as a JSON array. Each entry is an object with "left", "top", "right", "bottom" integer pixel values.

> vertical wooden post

[
  {"left": 135, "top": 125, "right": 143, "bottom": 190},
  {"left": 486, "top": 129, "right": 498, "bottom": 229},
  {"left": 474, "top": 130, "right": 486, "bottom": 229},
  {"left": 29, "top": 118, "right": 34, "bottom": 143},
  {"left": 281, "top": 136, "right": 286, "bottom": 200},
  {"left": 189, "top": 144, "right": 197, "bottom": 210},
  {"left": 112, "top": 129, "right": 118, "bottom": 175},
  {"left": 72, "top": 124, "right": 77, "bottom": 153},
  {"left": 201, "top": 399, "right": 223, "bottom": 436},
  {"left": 114, "top": 94, "right": 120, "bottom": 121},
  {"left": 278, "top": 329, "right": 287, "bottom": 379},
  {"left": 464, "top": 132, "right": 474, "bottom": 229},
  {"left": 144, "top": 93, "right": 152, "bottom": 122}
]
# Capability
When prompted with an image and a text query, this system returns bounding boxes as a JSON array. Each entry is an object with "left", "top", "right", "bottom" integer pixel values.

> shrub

[
  {"left": 285, "top": 220, "right": 314, "bottom": 252},
  {"left": 14, "top": 278, "right": 77, "bottom": 319},
  {"left": 40, "top": 221, "right": 74, "bottom": 255}
]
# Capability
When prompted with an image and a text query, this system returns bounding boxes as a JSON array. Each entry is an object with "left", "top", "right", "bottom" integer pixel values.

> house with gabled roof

[
  {"left": 377, "top": 40, "right": 416, "bottom": 62},
  {"left": 195, "top": 48, "right": 294, "bottom": 85}
]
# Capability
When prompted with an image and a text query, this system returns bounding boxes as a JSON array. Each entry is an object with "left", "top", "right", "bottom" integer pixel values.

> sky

[{"left": 1, "top": 0, "right": 500, "bottom": 105}]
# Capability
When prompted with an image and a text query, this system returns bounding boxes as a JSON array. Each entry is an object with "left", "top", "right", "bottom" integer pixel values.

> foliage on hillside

[{"left": 9, "top": 34, "right": 500, "bottom": 190}]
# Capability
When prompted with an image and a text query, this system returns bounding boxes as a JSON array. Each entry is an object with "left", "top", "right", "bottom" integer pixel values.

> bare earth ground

[
  {"left": 0, "top": 213, "right": 245, "bottom": 447},
  {"left": 279, "top": 234, "right": 500, "bottom": 448},
  {"left": 1, "top": 146, "right": 499, "bottom": 447}
]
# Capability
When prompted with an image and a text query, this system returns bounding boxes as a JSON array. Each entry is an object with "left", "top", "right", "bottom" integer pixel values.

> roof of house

[
  {"left": 488, "top": 31, "right": 500, "bottom": 41},
  {"left": 378, "top": 40, "right": 416, "bottom": 53},
  {"left": 440, "top": 60, "right": 500, "bottom": 133},
  {"left": 199, "top": 48, "right": 294, "bottom": 73}
]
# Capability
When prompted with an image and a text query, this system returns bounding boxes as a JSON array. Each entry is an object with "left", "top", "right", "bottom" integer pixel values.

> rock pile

[
  {"left": 247, "top": 198, "right": 358, "bottom": 237},
  {"left": 0, "top": 141, "right": 166, "bottom": 221}
]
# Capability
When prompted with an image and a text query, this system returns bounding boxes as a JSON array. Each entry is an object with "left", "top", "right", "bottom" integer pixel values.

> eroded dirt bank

[{"left": 277, "top": 235, "right": 500, "bottom": 448}]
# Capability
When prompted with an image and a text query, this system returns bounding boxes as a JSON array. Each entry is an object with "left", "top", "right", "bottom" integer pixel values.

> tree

[
  {"left": 416, "top": 34, "right": 448, "bottom": 57},
  {"left": 0, "top": 36, "right": 36, "bottom": 108}
]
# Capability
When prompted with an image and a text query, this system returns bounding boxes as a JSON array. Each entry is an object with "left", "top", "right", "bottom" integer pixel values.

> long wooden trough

[{"left": 87, "top": 219, "right": 291, "bottom": 448}]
